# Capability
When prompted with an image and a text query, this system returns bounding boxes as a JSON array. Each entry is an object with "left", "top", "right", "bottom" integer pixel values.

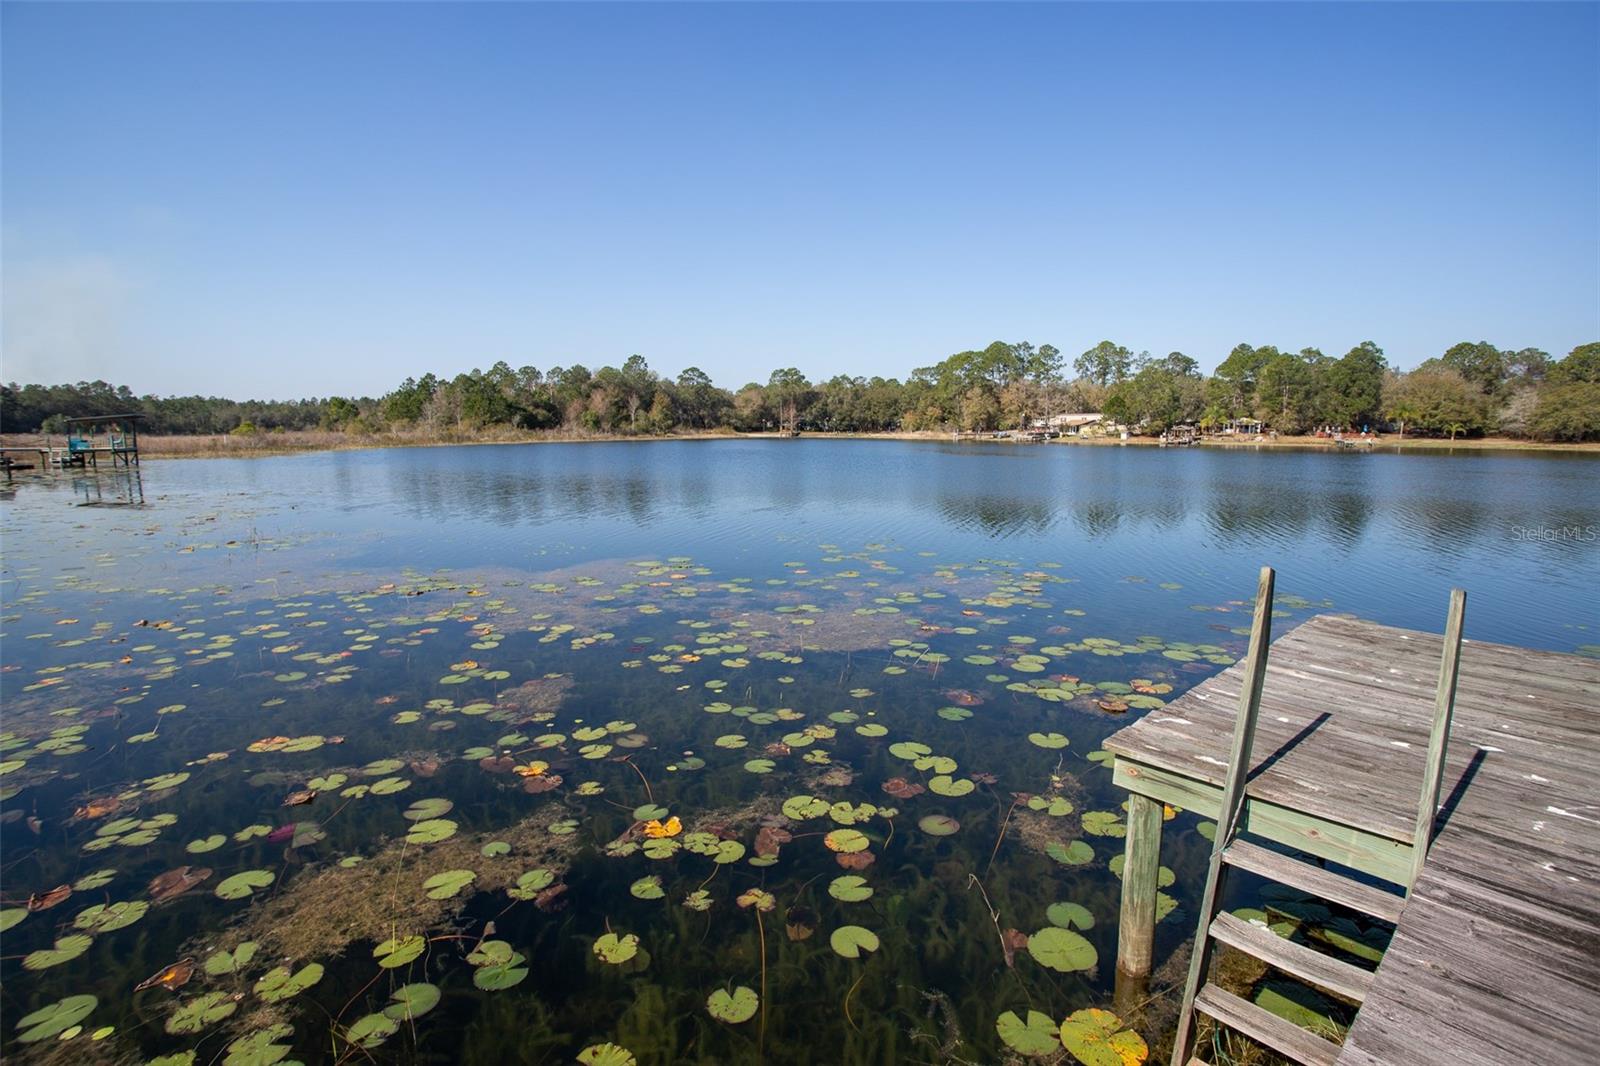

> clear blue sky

[{"left": 3, "top": 2, "right": 1596, "bottom": 399}]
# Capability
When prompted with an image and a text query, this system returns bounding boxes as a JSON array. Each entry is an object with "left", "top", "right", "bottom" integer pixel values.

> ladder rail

[
  {"left": 1169, "top": 565, "right": 1276, "bottom": 1066},
  {"left": 1409, "top": 588, "right": 1465, "bottom": 891}
]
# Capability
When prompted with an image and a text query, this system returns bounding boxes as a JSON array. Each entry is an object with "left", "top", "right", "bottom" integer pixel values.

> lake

[{"left": 2, "top": 440, "right": 1596, "bottom": 1064}]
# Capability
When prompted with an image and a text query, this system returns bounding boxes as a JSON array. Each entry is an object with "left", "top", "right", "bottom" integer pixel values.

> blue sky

[{"left": 3, "top": 2, "right": 1596, "bottom": 399}]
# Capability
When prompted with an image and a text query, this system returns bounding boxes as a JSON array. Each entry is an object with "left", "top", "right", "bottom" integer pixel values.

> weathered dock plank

[{"left": 1104, "top": 613, "right": 1600, "bottom": 1065}]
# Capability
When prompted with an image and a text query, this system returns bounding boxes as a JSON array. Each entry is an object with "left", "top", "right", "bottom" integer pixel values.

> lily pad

[
  {"left": 345, "top": 1013, "right": 399, "bottom": 1048},
  {"left": 577, "top": 1044, "right": 637, "bottom": 1066},
  {"left": 918, "top": 814, "right": 961, "bottom": 836},
  {"left": 593, "top": 932, "right": 640, "bottom": 964},
  {"left": 405, "top": 818, "right": 458, "bottom": 844},
  {"left": 1080, "top": 811, "right": 1126, "bottom": 837},
  {"left": 23, "top": 933, "right": 93, "bottom": 970},
  {"left": 508, "top": 868, "right": 555, "bottom": 900},
  {"left": 204, "top": 941, "right": 259, "bottom": 975},
  {"left": 215, "top": 869, "right": 275, "bottom": 900},
  {"left": 1028, "top": 926, "right": 1098, "bottom": 972},
  {"left": 829, "top": 924, "right": 880, "bottom": 958},
  {"left": 421, "top": 868, "right": 476, "bottom": 899},
  {"left": 15, "top": 994, "right": 97, "bottom": 1043},
  {"left": 928, "top": 774, "right": 975, "bottom": 797},
  {"left": 706, "top": 985, "right": 759, "bottom": 1024},
  {"left": 73, "top": 899, "right": 148, "bottom": 932},
  {"left": 1046, "top": 901, "right": 1095, "bottom": 931},
  {"left": 630, "top": 875, "right": 665, "bottom": 900},
  {"left": 383, "top": 982, "right": 442, "bottom": 1021},
  {"left": 1028, "top": 732, "right": 1070, "bottom": 749},
  {"left": 823, "top": 828, "right": 869, "bottom": 853},
  {"left": 373, "top": 934, "right": 426, "bottom": 969},
  {"left": 166, "top": 991, "right": 238, "bottom": 1034},
  {"left": 828, "top": 875, "right": 874, "bottom": 902},
  {"left": 1047, "top": 840, "right": 1095, "bottom": 866},
  {"left": 996, "top": 1009, "right": 1060, "bottom": 1058},
  {"left": 222, "top": 1023, "right": 294, "bottom": 1066},
  {"left": 254, "top": 962, "right": 325, "bottom": 1002},
  {"left": 1058, "top": 1007, "right": 1149, "bottom": 1066}
]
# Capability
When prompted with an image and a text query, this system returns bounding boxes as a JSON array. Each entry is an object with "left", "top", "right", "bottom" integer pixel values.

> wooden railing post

[
  {"left": 1170, "top": 565, "right": 1276, "bottom": 1066},
  {"left": 1409, "top": 588, "right": 1466, "bottom": 891}
]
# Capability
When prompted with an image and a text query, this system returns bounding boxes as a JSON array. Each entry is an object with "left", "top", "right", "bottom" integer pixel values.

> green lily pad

[
  {"left": 373, "top": 934, "right": 426, "bottom": 969},
  {"left": 507, "top": 868, "right": 555, "bottom": 900},
  {"left": 73, "top": 868, "right": 116, "bottom": 890},
  {"left": 824, "top": 828, "right": 869, "bottom": 853},
  {"left": 1027, "top": 926, "right": 1097, "bottom": 972},
  {"left": 593, "top": 932, "right": 640, "bottom": 964},
  {"left": 706, "top": 985, "right": 759, "bottom": 1024},
  {"left": 1080, "top": 811, "right": 1126, "bottom": 837},
  {"left": 928, "top": 774, "right": 975, "bottom": 797},
  {"left": 996, "top": 1009, "right": 1060, "bottom": 1058},
  {"left": 918, "top": 814, "right": 961, "bottom": 836},
  {"left": 829, "top": 924, "right": 880, "bottom": 958},
  {"left": 828, "top": 875, "right": 874, "bottom": 902},
  {"left": 166, "top": 991, "right": 238, "bottom": 1034},
  {"left": 345, "top": 1013, "right": 399, "bottom": 1048},
  {"left": 403, "top": 797, "right": 454, "bottom": 821},
  {"left": 421, "top": 868, "right": 476, "bottom": 899},
  {"left": 254, "top": 962, "right": 324, "bottom": 1002},
  {"left": 1047, "top": 840, "right": 1095, "bottom": 866},
  {"left": 577, "top": 1044, "right": 637, "bottom": 1066},
  {"left": 781, "top": 794, "right": 829, "bottom": 820},
  {"left": 1046, "top": 901, "right": 1095, "bottom": 931},
  {"left": 405, "top": 818, "right": 458, "bottom": 844},
  {"left": 15, "top": 994, "right": 97, "bottom": 1043},
  {"left": 186, "top": 834, "right": 226, "bottom": 854},
  {"left": 73, "top": 899, "right": 148, "bottom": 932},
  {"left": 23, "top": 933, "right": 93, "bottom": 970},
  {"left": 204, "top": 941, "right": 259, "bottom": 975},
  {"left": 1028, "top": 732, "right": 1070, "bottom": 749},
  {"left": 215, "top": 869, "right": 275, "bottom": 900},
  {"left": 630, "top": 875, "right": 665, "bottom": 900},
  {"left": 382, "top": 982, "right": 441, "bottom": 1021},
  {"left": 222, "top": 1022, "right": 294, "bottom": 1066}
]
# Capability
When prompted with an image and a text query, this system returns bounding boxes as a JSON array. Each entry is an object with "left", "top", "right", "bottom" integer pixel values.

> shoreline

[{"left": 3, "top": 428, "right": 1596, "bottom": 461}]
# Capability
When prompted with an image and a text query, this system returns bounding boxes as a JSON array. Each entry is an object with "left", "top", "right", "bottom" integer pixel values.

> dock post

[{"left": 1115, "top": 791, "right": 1164, "bottom": 978}]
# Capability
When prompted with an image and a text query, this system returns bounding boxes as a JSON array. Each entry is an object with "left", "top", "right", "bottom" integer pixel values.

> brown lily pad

[
  {"left": 134, "top": 957, "right": 196, "bottom": 992},
  {"left": 882, "top": 777, "right": 924, "bottom": 799},
  {"left": 148, "top": 866, "right": 213, "bottom": 903}
]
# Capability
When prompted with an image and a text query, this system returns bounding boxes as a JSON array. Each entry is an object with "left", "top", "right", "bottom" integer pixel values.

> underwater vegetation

[{"left": 0, "top": 460, "right": 1404, "bottom": 1065}]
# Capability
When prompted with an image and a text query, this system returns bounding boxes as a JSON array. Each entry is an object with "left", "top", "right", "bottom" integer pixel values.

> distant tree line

[{"left": 4, "top": 340, "right": 1597, "bottom": 441}]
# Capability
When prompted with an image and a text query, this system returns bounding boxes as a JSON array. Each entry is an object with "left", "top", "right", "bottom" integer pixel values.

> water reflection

[
  {"left": 74, "top": 468, "right": 147, "bottom": 507},
  {"left": 11, "top": 440, "right": 1595, "bottom": 649}
]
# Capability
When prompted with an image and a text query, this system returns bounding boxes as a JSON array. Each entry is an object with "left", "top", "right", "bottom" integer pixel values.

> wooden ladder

[{"left": 1170, "top": 568, "right": 1466, "bottom": 1066}]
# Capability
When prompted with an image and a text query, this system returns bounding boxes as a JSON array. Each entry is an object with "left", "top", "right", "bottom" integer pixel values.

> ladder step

[
  {"left": 1193, "top": 984, "right": 1342, "bottom": 1066},
  {"left": 1222, "top": 838, "right": 1406, "bottom": 923},
  {"left": 1209, "top": 912, "right": 1374, "bottom": 1003}
]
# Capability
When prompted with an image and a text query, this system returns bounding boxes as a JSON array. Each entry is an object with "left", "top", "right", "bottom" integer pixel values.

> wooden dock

[{"left": 1104, "top": 613, "right": 1600, "bottom": 1065}]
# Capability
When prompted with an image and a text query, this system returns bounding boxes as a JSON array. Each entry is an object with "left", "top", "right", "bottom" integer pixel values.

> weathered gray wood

[
  {"left": 1170, "top": 566, "right": 1276, "bottom": 1066},
  {"left": 1193, "top": 984, "right": 1342, "bottom": 1066},
  {"left": 1222, "top": 839, "right": 1405, "bottom": 923},
  {"left": 1410, "top": 588, "right": 1465, "bottom": 889},
  {"left": 1114, "top": 758, "right": 1416, "bottom": 884},
  {"left": 1101, "top": 611, "right": 1600, "bottom": 1066},
  {"left": 1116, "top": 791, "right": 1164, "bottom": 978},
  {"left": 1209, "top": 911, "right": 1374, "bottom": 1003}
]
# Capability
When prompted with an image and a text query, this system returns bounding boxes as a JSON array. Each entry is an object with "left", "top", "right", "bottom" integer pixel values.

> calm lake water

[{"left": 2, "top": 440, "right": 1596, "bottom": 1064}]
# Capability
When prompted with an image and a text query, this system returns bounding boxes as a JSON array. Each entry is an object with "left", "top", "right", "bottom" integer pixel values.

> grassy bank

[{"left": 4, "top": 428, "right": 1595, "bottom": 460}]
